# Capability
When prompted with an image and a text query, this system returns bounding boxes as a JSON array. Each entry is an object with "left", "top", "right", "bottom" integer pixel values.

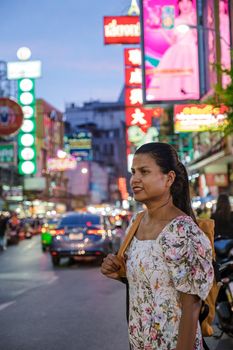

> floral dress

[{"left": 126, "top": 216, "right": 214, "bottom": 350}]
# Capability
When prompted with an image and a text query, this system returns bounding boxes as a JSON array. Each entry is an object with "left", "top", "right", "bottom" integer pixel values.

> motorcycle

[
  {"left": 7, "top": 228, "right": 20, "bottom": 244},
  {"left": 214, "top": 236, "right": 233, "bottom": 338}
]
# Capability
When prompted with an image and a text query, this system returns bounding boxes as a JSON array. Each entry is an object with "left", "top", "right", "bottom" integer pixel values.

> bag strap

[{"left": 117, "top": 211, "right": 144, "bottom": 260}]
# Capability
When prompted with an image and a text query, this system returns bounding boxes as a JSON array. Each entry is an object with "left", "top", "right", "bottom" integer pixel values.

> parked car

[
  {"left": 41, "top": 218, "right": 60, "bottom": 251},
  {"left": 50, "top": 212, "right": 121, "bottom": 266}
]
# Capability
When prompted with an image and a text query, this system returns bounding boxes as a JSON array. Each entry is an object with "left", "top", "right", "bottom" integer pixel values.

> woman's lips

[{"left": 132, "top": 187, "right": 143, "bottom": 193}]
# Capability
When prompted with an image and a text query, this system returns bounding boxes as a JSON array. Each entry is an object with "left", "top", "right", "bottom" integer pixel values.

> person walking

[
  {"left": 0, "top": 214, "right": 9, "bottom": 250},
  {"left": 101, "top": 142, "right": 214, "bottom": 350},
  {"left": 211, "top": 193, "right": 233, "bottom": 238}
]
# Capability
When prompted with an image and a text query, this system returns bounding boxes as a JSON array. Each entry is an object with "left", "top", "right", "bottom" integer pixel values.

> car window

[
  {"left": 47, "top": 219, "right": 58, "bottom": 225},
  {"left": 58, "top": 215, "right": 101, "bottom": 228}
]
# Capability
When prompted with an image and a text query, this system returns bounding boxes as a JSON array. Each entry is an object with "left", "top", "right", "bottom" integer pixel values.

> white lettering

[{"left": 104, "top": 20, "right": 140, "bottom": 38}]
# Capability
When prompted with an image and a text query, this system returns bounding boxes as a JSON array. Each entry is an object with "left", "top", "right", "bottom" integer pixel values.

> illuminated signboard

[
  {"left": 103, "top": 16, "right": 140, "bottom": 44},
  {"left": 18, "top": 78, "right": 37, "bottom": 175},
  {"left": 219, "top": 0, "right": 231, "bottom": 87},
  {"left": 47, "top": 157, "right": 77, "bottom": 171},
  {"left": 64, "top": 132, "right": 92, "bottom": 161},
  {"left": 124, "top": 48, "right": 141, "bottom": 66},
  {"left": 141, "top": 0, "right": 200, "bottom": 103},
  {"left": 0, "top": 98, "right": 23, "bottom": 136},
  {"left": 204, "top": 0, "right": 231, "bottom": 89},
  {"left": 117, "top": 177, "right": 129, "bottom": 200},
  {"left": 125, "top": 67, "right": 142, "bottom": 87},
  {"left": 125, "top": 87, "right": 143, "bottom": 107},
  {"left": 7, "top": 61, "right": 42, "bottom": 80},
  {"left": 0, "top": 143, "right": 16, "bottom": 165},
  {"left": 174, "top": 104, "right": 227, "bottom": 132},
  {"left": 124, "top": 47, "right": 161, "bottom": 166}
]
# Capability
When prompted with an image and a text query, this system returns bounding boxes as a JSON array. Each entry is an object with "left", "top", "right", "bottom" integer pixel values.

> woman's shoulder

[{"left": 164, "top": 215, "right": 208, "bottom": 241}]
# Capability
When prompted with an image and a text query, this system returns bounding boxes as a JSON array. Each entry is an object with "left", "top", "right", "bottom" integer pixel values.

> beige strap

[{"left": 117, "top": 211, "right": 144, "bottom": 260}]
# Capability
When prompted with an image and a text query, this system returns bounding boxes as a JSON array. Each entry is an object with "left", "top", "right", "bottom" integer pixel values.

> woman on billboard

[{"left": 146, "top": 0, "right": 200, "bottom": 101}]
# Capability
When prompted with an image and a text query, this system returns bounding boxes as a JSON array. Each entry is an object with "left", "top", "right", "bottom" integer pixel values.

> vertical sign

[
  {"left": 18, "top": 78, "right": 37, "bottom": 175},
  {"left": 141, "top": 0, "right": 200, "bottom": 103},
  {"left": 124, "top": 48, "right": 161, "bottom": 167},
  {"left": 204, "top": 0, "right": 231, "bottom": 90},
  {"left": 219, "top": 0, "right": 231, "bottom": 87}
]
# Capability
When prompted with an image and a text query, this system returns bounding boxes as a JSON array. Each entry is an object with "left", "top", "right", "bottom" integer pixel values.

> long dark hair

[
  {"left": 214, "top": 193, "right": 231, "bottom": 221},
  {"left": 135, "top": 142, "right": 196, "bottom": 222}
]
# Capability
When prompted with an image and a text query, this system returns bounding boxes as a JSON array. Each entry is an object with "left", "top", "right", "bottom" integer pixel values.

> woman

[
  {"left": 211, "top": 193, "right": 233, "bottom": 238},
  {"left": 101, "top": 142, "right": 213, "bottom": 350}
]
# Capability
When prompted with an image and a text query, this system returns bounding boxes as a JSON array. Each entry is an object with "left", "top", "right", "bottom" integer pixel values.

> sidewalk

[{"left": 205, "top": 326, "right": 233, "bottom": 350}]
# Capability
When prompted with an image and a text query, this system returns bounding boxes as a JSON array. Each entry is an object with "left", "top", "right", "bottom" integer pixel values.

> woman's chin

[{"left": 133, "top": 193, "right": 146, "bottom": 202}]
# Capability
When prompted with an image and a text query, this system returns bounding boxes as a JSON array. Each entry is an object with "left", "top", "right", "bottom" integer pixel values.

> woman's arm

[{"left": 176, "top": 292, "right": 202, "bottom": 350}]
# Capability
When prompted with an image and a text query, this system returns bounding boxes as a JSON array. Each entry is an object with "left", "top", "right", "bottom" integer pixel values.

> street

[
  {"left": 0, "top": 236, "right": 128, "bottom": 350},
  {"left": 0, "top": 235, "right": 232, "bottom": 350}
]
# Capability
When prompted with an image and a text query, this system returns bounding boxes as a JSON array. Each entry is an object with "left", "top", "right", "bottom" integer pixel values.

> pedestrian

[
  {"left": 0, "top": 214, "right": 9, "bottom": 250},
  {"left": 101, "top": 142, "right": 214, "bottom": 350},
  {"left": 211, "top": 193, "right": 233, "bottom": 238}
]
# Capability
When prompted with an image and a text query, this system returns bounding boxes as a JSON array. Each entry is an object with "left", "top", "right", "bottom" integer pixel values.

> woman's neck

[{"left": 145, "top": 196, "right": 175, "bottom": 221}]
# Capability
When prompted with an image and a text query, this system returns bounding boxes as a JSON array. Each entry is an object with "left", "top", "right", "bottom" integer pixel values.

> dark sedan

[{"left": 50, "top": 212, "right": 121, "bottom": 266}]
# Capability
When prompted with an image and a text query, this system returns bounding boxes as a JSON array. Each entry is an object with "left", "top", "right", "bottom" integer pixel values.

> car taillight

[
  {"left": 50, "top": 229, "right": 64, "bottom": 236},
  {"left": 87, "top": 229, "right": 106, "bottom": 235}
]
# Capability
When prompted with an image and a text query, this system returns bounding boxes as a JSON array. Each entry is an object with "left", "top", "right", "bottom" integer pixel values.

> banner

[{"left": 141, "top": 0, "right": 200, "bottom": 103}]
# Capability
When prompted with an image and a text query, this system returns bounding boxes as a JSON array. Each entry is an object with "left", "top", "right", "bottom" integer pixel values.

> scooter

[{"left": 214, "top": 236, "right": 233, "bottom": 338}]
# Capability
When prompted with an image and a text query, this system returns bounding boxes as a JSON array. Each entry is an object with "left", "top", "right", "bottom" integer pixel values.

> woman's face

[
  {"left": 130, "top": 153, "right": 170, "bottom": 203},
  {"left": 219, "top": 1, "right": 227, "bottom": 14},
  {"left": 178, "top": 0, "right": 193, "bottom": 15}
]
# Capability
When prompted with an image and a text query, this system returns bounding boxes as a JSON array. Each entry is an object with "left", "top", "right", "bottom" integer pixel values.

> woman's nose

[{"left": 130, "top": 173, "right": 141, "bottom": 183}]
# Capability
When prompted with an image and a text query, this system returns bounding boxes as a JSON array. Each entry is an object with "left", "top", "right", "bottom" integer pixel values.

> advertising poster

[
  {"left": 141, "top": 0, "right": 200, "bottom": 102},
  {"left": 219, "top": 0, "right": 231, "bottom": 87},
  {"left": 205, "top": 0, "right": 231, "bottom": 89}
]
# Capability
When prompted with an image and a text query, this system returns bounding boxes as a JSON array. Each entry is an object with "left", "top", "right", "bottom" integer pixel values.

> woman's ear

[{"left": 167, "top": 170, "right": 176, "bottom": 187}]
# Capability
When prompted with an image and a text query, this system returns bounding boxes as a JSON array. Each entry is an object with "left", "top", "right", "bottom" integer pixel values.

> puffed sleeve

[{"left": 160, "top": 216, "right": 214, "bottom": 300}]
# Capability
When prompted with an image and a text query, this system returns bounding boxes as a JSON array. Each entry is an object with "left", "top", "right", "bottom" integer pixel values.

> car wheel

[{"left": 52, "top": 256, "right": 60, "bottom": 266}]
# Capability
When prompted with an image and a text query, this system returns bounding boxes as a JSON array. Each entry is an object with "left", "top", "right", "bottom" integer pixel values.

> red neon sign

[
  {"left": 103, "top": 16, "right": 140, "bottom": 45},
  {"left": 125, "top": 67, "right": 142, "bottom": 87},
  {"left": 124, "top": 48, "right": 141, "bottom": 67}
]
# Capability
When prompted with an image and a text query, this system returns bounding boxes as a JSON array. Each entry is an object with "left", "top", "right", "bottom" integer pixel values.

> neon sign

[
  {"left": 104, "top": 16, "right": 140, "bottom": 44},
  {"left": 174, "top": 104, "right": 227, "bottom": 132}
]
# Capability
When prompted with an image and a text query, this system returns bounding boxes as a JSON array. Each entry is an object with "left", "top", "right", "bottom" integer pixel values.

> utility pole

[{"left": 214, "top": 0, "right": 222, "bottom": 87}]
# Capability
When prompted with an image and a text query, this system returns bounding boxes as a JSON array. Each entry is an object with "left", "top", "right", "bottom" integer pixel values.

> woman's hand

[{"left": 101, "top": 254, "right": 124, "bottom": 280}]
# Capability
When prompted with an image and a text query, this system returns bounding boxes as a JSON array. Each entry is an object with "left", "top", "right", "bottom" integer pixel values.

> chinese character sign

[{"left": 141, "top": 0, "right": 200, "bottom": 103}]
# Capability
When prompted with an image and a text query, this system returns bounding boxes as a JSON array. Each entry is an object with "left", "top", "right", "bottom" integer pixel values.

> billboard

[
  {"left": 174, "top": 104, "right": 227, "bottom": 132},
  {"left": 103, "top": 16, "right": 140, "bottom": 44},
  {"left": 140, "top": 0, "right": 200, "bottom": 103},
  {"left": 7, "top": 61, "right": 42, "bottom": 80},
  {"left": 204, "top": 0, "right": 231, "bottom": 89},
  {"left": 219, "top": 0, "right": 231, "bottom": 87},
  {"left": 64, "top": 131, "right": 92, "bottom": 161}
]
